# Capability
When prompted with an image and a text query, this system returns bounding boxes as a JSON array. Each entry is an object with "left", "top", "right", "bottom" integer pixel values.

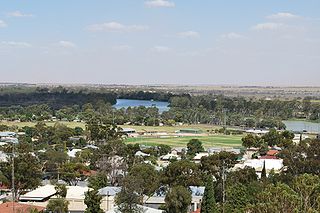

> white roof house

[
  {"left": 245, "top": 129, "right": 269, "bottom": 135},
  {"left": 0, "top": 151, "right": 8, "bottom": 163},
  {"left": 135, "top": 151, "right": 150, "bottom": 157},
  {"left": 234, "top": 158, "right": 284, "bottom": 178},
  {"left": 20, "top": 185, "right": 57, "bottom": 202},
  {"left": 193, "top": 152, "right": 209, "bottom": 162},
  {"left": 67, "top": 149, "right": 82, "bottom": 158},
  {"left": 99, "top": 187, "right": 121, "bottom": 197},
  {"left": 160, "top": 153, "right": 181, "bottom": 161}
]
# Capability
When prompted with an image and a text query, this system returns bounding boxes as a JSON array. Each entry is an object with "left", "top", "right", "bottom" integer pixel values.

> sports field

[{"left": 125, "top": 135, "right": 243, "bottom": 148}]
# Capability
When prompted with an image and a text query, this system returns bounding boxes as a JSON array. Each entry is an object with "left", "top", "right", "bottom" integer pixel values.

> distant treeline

[
  {"left": 117, "top": 90, "right": 176, "bottom": 102},
  {"left": 0, "top": 90, "right": 117, "bottom": 109}
]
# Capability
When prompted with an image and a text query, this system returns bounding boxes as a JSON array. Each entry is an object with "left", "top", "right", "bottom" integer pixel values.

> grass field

[
  {"left": 125, "top": 135, "right": 243, "bottom": 148},
  {"left": 0, "top": 121, "right": 243, "bottom": 147},
  {"left": 0, "top": 121, "right": 220, "bottom": 132},
  {"left": 120, "top": 124, "right": 221, "bottom": 133}
]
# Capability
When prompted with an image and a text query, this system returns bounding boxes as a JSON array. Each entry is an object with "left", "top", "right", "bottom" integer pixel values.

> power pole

[
  {"left": 222, "top": 160, "right": 226, "bottom": 213},
  {"left": 12, "top": 142, "right": 15, "bottom": 213}
]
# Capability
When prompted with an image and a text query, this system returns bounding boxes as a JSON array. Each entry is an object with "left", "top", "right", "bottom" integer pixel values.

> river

[
  {"left": 114, "top": 99, "right": 170, "bottom": 113},
  {"left": 283, "top": 120, "right": 320, "bottom": 133}
]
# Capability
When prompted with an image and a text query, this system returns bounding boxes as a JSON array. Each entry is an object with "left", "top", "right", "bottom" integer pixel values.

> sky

[{"left": 0, "top": 0, "right": 320, "bottom": 86}]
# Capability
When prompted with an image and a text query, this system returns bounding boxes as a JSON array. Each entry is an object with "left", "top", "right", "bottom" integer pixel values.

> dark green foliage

[
  {"left": 88, "top": 172, "right": 109, "bottom": 190},
  {"left": 261, "top": 161, "right": 267, "bottom": 181},
  {"left": 201, "top": 176, "right": 217, "bottom": 213},
  {"left": 162, "top": 160, "right": 202, "bottom": 187},
  {"left": 84, "top": 189, "right": 104, "bottom": 213},
  {"left": 46, "top": 198, "right": 69, "bottom": 213},
  {"left": 115, "top": 177, "right": 143, "bottom": 213},
  {"left": 187, "top": 139, "right": 204, "bottom": 157},
  {"left": 165, "top": 185, "right": 192, "bottom": 213},
  {"left": 55, "top": 184, "right": 67, "bottom": 198}
]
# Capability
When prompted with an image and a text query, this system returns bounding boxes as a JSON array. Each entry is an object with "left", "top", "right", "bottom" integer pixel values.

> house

[
  {"left": 66, "top": 186, "right": 91, "bottom": 212},
  {"left": 234, "top": 158, "right": 284, "bottom": 178},
  {"left": 135, "top": 151, "right": 150, "bottom": 157},
  {"left": 20, "top": 185, "right": 56, "bottom": 202},
  {"left": 266, "top": 150, "right": 279, "bottom": 156},
  {"left": 67, "top": 149, "right": 82, "bottom": 158},
  {"left": 160, "top": 153, "right": 181, "bottom": 161},
  {"left": 245, "top": 129, "right": 269, "bottom": 135},
  {"left": 193, "top": 152, "right": 209, "bottom": 163},
  {"left": 0, "top": 202, "right": 45, "bottom": 213},
  {"left": 19, "top": 185, "right": 91, "bottom": 213},
  {"left": 0, "top": 151, "right": 8, "bottom": 163},
  {"left": 0, "top": 132, "right": 18, "bottom": 146},
  {"left": 98, "top": 186, "right": 121, "bottom": 211},
  {"left": 145, "top": 186, "right": 204, "bottom": 212},
  {"left": 176, "top": 129, "right": 203, "bottom": 135}
]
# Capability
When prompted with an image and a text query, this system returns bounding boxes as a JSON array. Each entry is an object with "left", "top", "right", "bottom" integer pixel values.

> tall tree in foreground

[
  {"left": 261, "top": 161, "right": 267, "bottom": 181},
  {"left": 84, "top": 189, "right": 104, "bottom": 213},
  {"left": 46, "top": 198, "right": 69, "bottom": 213},
  {"left": 165, "top": 185, "right": 192, "bottom": 213},
  {"left": 115, "top": 177, "right": 143, "bottom": 213},
  {"left": 201, "top": 175, "right": 217, "bottom": 213}
]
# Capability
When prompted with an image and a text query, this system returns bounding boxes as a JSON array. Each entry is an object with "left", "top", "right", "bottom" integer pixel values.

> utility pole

[
  {"left": 222, "top": 160, "right": 226, "bottom": 213},
  {"left": 11, "top": 138, "right": 18, "bottom": 213}
]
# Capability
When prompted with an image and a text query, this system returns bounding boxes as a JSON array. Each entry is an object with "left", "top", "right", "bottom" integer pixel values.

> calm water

[
  {"left": 114, "top": 99, "right": 169, "bottom": 113},
  {"left": 283, "top": 120, "right": 320, "bottom": 133}
]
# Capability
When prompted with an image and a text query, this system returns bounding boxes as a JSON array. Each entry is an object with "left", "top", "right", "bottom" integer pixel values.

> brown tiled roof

[
  {"left": 267, "top": 150, "right": 279, "bottom": 156},
  {"left": 0, "top": 202, "right": 45, "bottom": 213}
]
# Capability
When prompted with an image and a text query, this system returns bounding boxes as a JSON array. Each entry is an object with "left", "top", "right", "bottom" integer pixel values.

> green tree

[
  {"left": 292, "top": 174, "right": 320, "bottom": 212},
  {"left": 46, "top": 198, "right": 69, "bottom": 213},
  {"left": 59, "top": 162, "right": 88, "bottom": 186},
  {"left": 88, "top": 172, "right": 109, "bottom": 190},
  {"left": 163, "top": 160, "right": 202, "bottom": 187},
  {"left": 115, "top": 177, "right": 143, "bottom": 213},
  {"left": 127, "top": 163, "right": 160, "bottom": 198},
  {"left": 247, "top": 183, "right": 301, "bottom": 213},
  {"left": 55, "top": 184, "right": 67, "bottom": 198},
  {"left": 201, "top": 176, "right": 217, "bottom": 213},
  {"left": 187, "top": 139, "right": 204, "bottom": 157},
  {"left": 261, "top": 161, "right": 267, "bottom": 181},
  {"left": 0, "top": 142, "right": 42, "bottom": 199},
  {"left": 165, "top": 185, "right": 192, "bottom": 213},
  {"left": 84, "top": 189, "right": 104, "bottom": 213}
]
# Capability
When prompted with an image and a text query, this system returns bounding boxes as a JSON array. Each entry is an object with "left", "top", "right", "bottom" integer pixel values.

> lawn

[
  {"left": 120, "top": 124, "right": 221, "bottom": 133},
  {"left": 125, "top": 135, "right": 243, "bottom": 148}
]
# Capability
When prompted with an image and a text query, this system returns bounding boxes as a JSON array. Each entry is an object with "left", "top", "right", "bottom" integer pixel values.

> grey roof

[
  {"left": 99, "top": 186, "right": 121, "bottom": 196},
  {"left": 0, "top": 132, "right": 16, "bottom": 137},
  {"left": 190, "top": 186, "right": 205, "bottom": 196}
]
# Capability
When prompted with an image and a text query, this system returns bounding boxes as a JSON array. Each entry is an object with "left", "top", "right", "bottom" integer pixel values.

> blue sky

[{"left": 0, "top": 0, "right": 320, "bottom": 85}]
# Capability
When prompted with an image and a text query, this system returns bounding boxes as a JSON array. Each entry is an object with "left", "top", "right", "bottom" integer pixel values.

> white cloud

[
  {"left": 221, "top": 32, "right": 246, "bottom": 39},
  {"left": 252, "top": 22, "right": 285, "bottom": 31},
  {"left": 1, "top": 41, "right": 32, "bottom": 48},
  {"left": 267, "top": 12, "right": 300, "bottom": 20},
  {"left": 87, "top": 22, "right": 148, "bottom": 32},
  {"left": 57, "top": 41, "right": 76, "bottom": 48},
  {"left": 0, "top": 20, "right": 7, "bottom": 28},
  {"left": 145, "top": 0, "right": 175, "bottom": 8},
  {"left": 112, "top": 45, "right": 133, "bottom": 51},
  {"left": 152, "top": 46, "right": 171, "bottom": 53},
  {"left": 7, "top": 11, "right": 34, "bottom": 17},
  {"left": 178, "top": 31, "right": 200, "bottom": 38}
]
